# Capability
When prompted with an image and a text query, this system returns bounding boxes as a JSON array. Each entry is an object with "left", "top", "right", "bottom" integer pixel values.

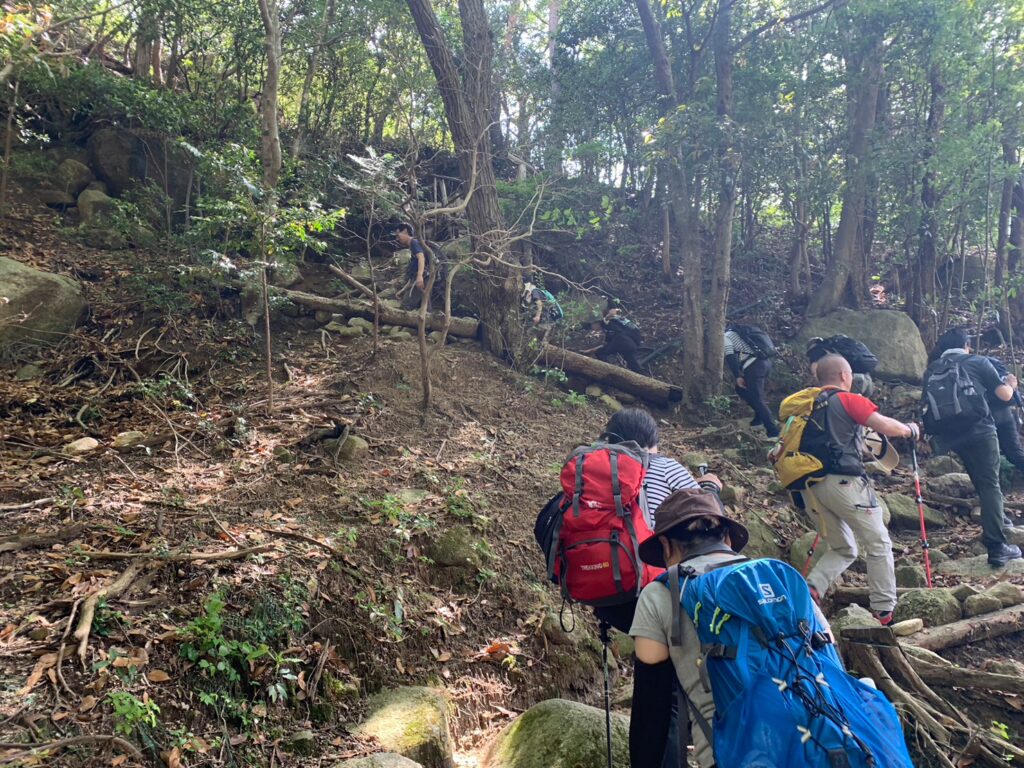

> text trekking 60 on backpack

[
  {"left": 667, "top": 558, "right": 912, "bottom": 768},
  {"left": 546, "top": 441, "right": 661, "bottom": 607},
  {"left": 921, "top": 354, "right": 989, "bottom": 436}
]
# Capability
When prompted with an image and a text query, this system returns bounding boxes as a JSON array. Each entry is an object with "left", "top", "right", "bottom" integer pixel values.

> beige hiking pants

[{"left": 803, "top": 473, "right": 896, "bottom": 613}]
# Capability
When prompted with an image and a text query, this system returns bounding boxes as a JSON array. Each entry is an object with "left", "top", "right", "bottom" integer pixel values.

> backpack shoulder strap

[{"left": 665, "top": 565, "right": 714, "bottom": 746}]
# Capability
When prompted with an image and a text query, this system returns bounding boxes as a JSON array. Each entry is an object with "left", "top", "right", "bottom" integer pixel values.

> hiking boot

[
  {"left": 988, "top": 543, "right": 1023, "bottom": 567},
  {"left": 872, "top": 611, "right": 894, "bottom": 627}
]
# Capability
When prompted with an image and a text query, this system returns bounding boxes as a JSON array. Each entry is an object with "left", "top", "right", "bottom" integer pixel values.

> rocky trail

[{"left": 3, "top": 188, "right": 1024, "bottom": 767}]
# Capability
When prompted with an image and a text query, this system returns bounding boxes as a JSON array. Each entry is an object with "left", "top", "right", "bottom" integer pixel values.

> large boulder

[
  {"left": 0, "top": 257, "right": 86, "bottom": 350},
  {"left": 56, "top": 159, "right": 94, "bottom": 197},
  {"left": 87, "top": 127, "right": 195, "bottom": 220},
  {"left": 893, "top": 588, "right": 962, "bottom": 627},
  {"left": 788, "top": 531, "right": 825, "bottom": 572},
  {"left": 738, "top": 514, "right": 783, "bottom": 560},
  {"left": 77, "top": 188, "right": 116, "bottom": 224},
  {"left": 927, "top": 473, "right": 974, "bottom": 499},
  {"left": 481, "top": 699, "right": 629, "bottom": 768},
  {"left": 795, "top": 309, "right": 928, "bottom": 383},
  {"left": 354, "top": 687, "right": 452, "bottom": 768},
  {"left": 881, "top": 494, "right": 949, "bottom": 530}
]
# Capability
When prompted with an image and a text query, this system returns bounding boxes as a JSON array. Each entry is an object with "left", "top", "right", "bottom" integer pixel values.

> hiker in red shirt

[{"left": 801, "top": 355, "right": 921, "bottom": 626}]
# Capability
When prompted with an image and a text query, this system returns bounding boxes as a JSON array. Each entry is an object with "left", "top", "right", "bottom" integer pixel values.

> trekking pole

[
  {"left": 801, "top": 533, "right": 820, "bottom": 578},
  {"left": 910, "top": 444, "right": 934, "bottom": 588},
  {"left": 598, "top": 619, "right": 613, "bottom": 768}
]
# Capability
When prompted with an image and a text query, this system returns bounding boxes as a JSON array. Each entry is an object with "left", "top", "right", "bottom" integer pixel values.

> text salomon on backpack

[
  {"left": 729, "top": 324, "right": 776, "bottom": 359},
  {"left": 667, "top": 558, "right": 913, "bottom": 768},
  {"left": 921, "top": 354, "right": 990, "bottom": 436},
  {"left": 770, "top": 388, "right": 839, "bottom": 489},
  {"left": 820, "top": 335, "right": 879, "bottom": 375},
  {"left": 548, "top": 442, "right": 660, "bottom": 606}
]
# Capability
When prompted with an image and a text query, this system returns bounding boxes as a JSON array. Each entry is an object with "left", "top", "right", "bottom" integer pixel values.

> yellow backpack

[{"left": 769, "top": 387, "right": 835, "bottom": 489}]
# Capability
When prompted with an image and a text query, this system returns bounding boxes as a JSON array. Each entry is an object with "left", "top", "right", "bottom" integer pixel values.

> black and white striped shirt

[{"left": 642, "top": 454, "right": 699, "bottom": 529}]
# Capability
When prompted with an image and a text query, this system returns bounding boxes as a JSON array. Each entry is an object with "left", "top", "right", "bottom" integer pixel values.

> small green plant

[
  {"left": 991, "top": 720, "right": 1011, "bottom": 741},
  {"left": 705, "top": 394, "right": 733, "bottom": 415},
  {"left": 566, "top": 390, "right": 588, "bottom": 408},
  {"left": 108, "top": 692, "right": 160, "bottom": 736},
  {"left": 181, "top": 591, "right": 270, "bottom": 683},
  {"left": 530, "top": 365, "right": 568, "bottom": 384},
  {"left": 132, "top": 374, "right": 196, "bottom": 410}
]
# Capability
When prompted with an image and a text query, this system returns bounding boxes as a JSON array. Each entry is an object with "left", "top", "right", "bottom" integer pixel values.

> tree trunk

[
  {"left": 911, "top": 65, "right": 944, "bottom": 346},
  {"left": 703, "top": 0, "right": 736, "bottom": 395},
  {"left": 635, "top": 0, "right": 704, "bottom": 406},
  {"left": 406, "top": 0, "right": 520, "bottom": 358},
  {"left": 1010, "top": 177, "right": 1024, "bottom": 329},
  {"left": 807, "top": 30, "right": 884, "bottom": 317},
  {"left": 257, "top": 0, "right": 282, "bottom": 189},
  {"left": 994, "top": 143, "right": 1015, "bottom": 339},
  {"left": 292, "top": 0, "right": 335, "bottom": 158},
  {"left": 545, "top": 0, "right": 563, "bottom": 174}
]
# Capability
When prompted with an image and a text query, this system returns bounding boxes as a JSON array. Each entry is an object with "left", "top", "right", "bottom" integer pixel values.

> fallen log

[
  {"left": 278, "top": 289, "right": 480, "bottom": 339},
  {"left": 908, "top": 657, "right": 1024, "bottom": 696},
  {"left": 901, "top": 603, "right": 1024, "bottom": 651},
  {"left": 540, "top": 344, "right": 684, "bottom": 407},
  {"left": 830, "top": 585, "right": 913, "bottom": 609}
]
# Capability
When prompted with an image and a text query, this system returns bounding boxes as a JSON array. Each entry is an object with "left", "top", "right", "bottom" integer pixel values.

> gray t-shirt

[{"left": 630, "top": 554, "right": 833, "bottom": 768}]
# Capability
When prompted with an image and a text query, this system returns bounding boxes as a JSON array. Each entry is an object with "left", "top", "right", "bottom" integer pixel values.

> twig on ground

[
  {"left": 0, "top": 497, "right": 54, "bottom": 512},
  {"left": 73, "top": 560, "right": 148, "bottom": 666},
  {"left": 80, "top": 544, "right": 275, "bottom": 561},
  {"left": 0, "top": 735, "right": 144, "bottom": 765},
  {"left": 0, "top": 524, "right": 84, "bottom": 553}
]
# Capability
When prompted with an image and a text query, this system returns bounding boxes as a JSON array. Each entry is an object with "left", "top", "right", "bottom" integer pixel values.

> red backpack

[{"left": 547, "top": 442, "right": 662, "bottom": 606}]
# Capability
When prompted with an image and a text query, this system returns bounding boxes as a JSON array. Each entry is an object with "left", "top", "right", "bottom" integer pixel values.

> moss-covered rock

[
  {"left": 895, "top": 564, "right": 928, "bottom": 588},
  {"left": 738, "top": 514, "right": 782, "bottom": 560},
  {"left": 893, "top": 588, "right": 961, "bottom": 627},
  {"left": 980, "top": 582, "right": 1024, "bottom": 607},
  {"left": 925, "top": 455, "right": 964, "bottom": 475},
  {"left": 881, "top": 494, "right": 948, "bottom": 530},
  {"left": 935, "top": 555, "right": 1024, "bottom": 578},
  {"left": 927, "top": 473, "right": 974, "bottom": 498},
  {"left": 788, "top": 531, "right": 824, "bottom": 572},
  {"left": 963, "top": 593, "right": 1003, "bottom": 617},
  {"left": 335, "top": 754, "right": 422, "bottom": 768},
  {"left": 481, "top": 698, "right": 629, "bottom": 768},
  {"left": 355, "top": 687, "right": 453, "bottom": 768},
  {"left": 425, "top": 526, "right": 482, "bottom": 569},
  {"left": 830, "top": 604, "right": 877, "bottom": 643}
]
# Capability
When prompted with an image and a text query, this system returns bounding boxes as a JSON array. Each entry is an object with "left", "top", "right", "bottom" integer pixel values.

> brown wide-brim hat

[{"left": 638, "top": 488, "right": 750, "bottom": 568}]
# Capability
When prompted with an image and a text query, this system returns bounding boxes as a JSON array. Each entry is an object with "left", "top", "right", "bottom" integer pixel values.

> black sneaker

[{"left": 988, "top": 543, "right": 1023, "bottom": 567}]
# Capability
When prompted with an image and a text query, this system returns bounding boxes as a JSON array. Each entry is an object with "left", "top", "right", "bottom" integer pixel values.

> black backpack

[
  {"left": 607, "top": 316, "right": 642, "bottom": 344},
  {"left": 820, "top": 335, "right": 879, "bottom": 374},
  {"left": 729, "top": 324, "right": 776, "bottom": 359},
  {"left": 921, "top": 354, "right": 990, "bottom": 436}
]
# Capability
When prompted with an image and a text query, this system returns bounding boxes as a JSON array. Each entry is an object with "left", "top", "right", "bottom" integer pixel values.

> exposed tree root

[
  {"left": 73, "top": 560, "right": 149, "bottom": 665},
  {"left": 901, "top": 604, "right": 1024, "bottom": 651},
  {"left": 0, "top": 523, "right": 85, "bottom": 553},
  {"left": 0, "top": 735, "right": 144, "bottom": 765},
  {"left": 79, "top": 544, "right": 275, "bottom": 561}
]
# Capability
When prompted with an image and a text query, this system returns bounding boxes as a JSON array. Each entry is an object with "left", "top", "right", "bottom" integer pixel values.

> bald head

[{"left": 815, "top": 353, "right": 852, "bottom": 388}]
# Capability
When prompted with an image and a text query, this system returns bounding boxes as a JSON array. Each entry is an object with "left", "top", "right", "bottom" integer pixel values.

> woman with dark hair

[{"left": 602, "top": 407, "right": 722, "bottom": 529}]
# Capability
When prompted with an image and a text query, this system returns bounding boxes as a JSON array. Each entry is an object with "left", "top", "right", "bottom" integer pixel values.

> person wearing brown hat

[{"left": 628, "top": 488, "right": 748, "bottom": 768}]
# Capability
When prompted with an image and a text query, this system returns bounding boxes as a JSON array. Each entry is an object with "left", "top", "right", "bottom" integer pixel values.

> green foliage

[
  {"left": 108, "top": 692, "right": 160, "bottom": 737},
  {"left": 530, "top": 366, "right": 568, "bottom": 385},
  {"left": 705, "top": 395, "right": 733, "bottom": 416}
]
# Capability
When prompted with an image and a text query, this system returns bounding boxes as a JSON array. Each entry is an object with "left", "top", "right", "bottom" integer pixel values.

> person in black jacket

[
  {"left": 986, "top": 355, "right": 1024, "bottom": 474},
  {"left": 582, "top": 308, "right": 644, "bottom": 373}
]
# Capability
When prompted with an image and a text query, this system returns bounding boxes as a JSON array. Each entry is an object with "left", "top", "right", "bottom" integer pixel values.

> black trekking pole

[{"left": 598, "top": 619, "right": 613, "bottom": 768}]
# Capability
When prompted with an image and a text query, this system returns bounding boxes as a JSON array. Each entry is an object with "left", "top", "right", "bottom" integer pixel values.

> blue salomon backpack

[{"left": 663, "top": 557, "right": 913, "bottom": 768}]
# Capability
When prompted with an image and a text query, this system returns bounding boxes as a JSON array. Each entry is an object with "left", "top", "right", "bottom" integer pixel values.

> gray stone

[
  {"left": 795, "top": 309, "right": 928, "bottom": 382},
  {"left": 719, "top": 485, "right": 746, "bottom": 504},
  {"left": 82, "top": 226, "right": 127, "bottom": 250},
  {"left": 599, "top": 394, "right": 623, "bottom": 411},
  {"left": 348, "top": 316, "right": 374, "bottom": 329},
  {"left": 951, "top": 584, "right": 980, "bottom": 602},
  {"left": 76, "top": 188, "right": 116, "bottom": 224},
  {"left": 87, "top": 128, "right": 195, "bottom": 217},
  {"left": 112, "top": 431, "right": 146, "bottom": 449},
  {"left": 56, "top": 159, "right": 94, "bottom": 196},
  {"left": 891, "top": 618, "right": 924, "bottom": 637},
  {"left": 335, "top": 755, "right": 422, "bottom": 768},
  {"left": 269, "top": 261, "right": 302, "bottom": 288},
  {"left": 355, "top": 687, "right": 453, "bottom": 768},
  {"left": 895, "top": 564, "right": 928, "bottom": 588},
  {"left": 789, "top": 531, "right": 825, "bottom": 571},
  {"left": 36, "top": 188, "right": 76, "bottom": 207},
  {"left": 14, "top": 363, "right": 42, "bottom": 380},
  {"left": 980, "top": 582, "right": 1024, "bottom": 607},
  {"left": 882, "top": 493, "right": 948, "bottom": 530},
  {"left": 893, "top": 588, "right": 962, "bottom": 627},
  {"left": 980, "top": 658, "right": 1024, "bottom": 676},
  {"left": 963, "top": 593, "right": 1003, "bottom": 617},
  {"left": 928, "top": 548, "right": 949, "bottom": 564},
  {"left": 425, "top": 526, "right": 481, "bottom": 569},
  {"left": 585, "top": 384, "right": 604, "bottom": 398},
  {"left": 326, "top": 323, "right": 364, "bottom": 338},
  {"left": 830, "top": 605, "right": 877, "bottom": 641},
  {"left": 927, "top": 473, "right": 975, "bottom": 499},
  {"left": 65, "top": 436, "right": 100, "bottom": 455},
  {"left": 428, "top": 331, "right": 445, "bottom": 344},
  {"left": 739, "top": 514, "right": 782, "bottom": 560},
  {"left": 85, "top": 180, "right": 109, "bottom": 194},
  {"left": 926, "top": 455, "right": 964, "bottom": 475},
  {"left": 391, "top": 331, "right": 414, "bottom": 342},
  {"left": 0, "top": 258, "right": 86, "bottom": 350},
  {"left": 284, "top": 729, "right": 316, "bottom": 756},
  {"left": 935, "top": 555, "right": 1024, "bottom": 578},
  {"left": 338, "top": 434, "right": 369, "bottom": 460},
  {"left": 481, "top": 698, "right": 629, "bottom": 768}
]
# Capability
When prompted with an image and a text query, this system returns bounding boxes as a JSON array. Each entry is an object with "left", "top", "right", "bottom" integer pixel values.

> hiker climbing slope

[
  {"left": 807, "top": 335, "right": 878, "bottom": 396},
  {"left": 724, "top": 324, "right": 778, "bottom": 437},
  {"left": 628, "top": 489, "right": 913, "bottom": 768},
  {"left": 522, "top": 280, "right": 564, "bottom": 327},
  {"left": 985, "top": 354, "right": 1024, "bottom": 474},
  {"left": 776, "top": 354, "right": 920, "bottom": 626},
  {"left": 924, "top": 328, "right": 1022, "bottom": 567},
  {"left": 581, "top": 308, "right": 644, "bottom": 373}
]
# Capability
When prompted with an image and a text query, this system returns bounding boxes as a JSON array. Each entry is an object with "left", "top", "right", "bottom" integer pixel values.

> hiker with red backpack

[
  {"left": 725, "top": 324, "right": 779, "bottom": 438},
  {"left": 924, "top": 328, "right": 1022, "bottom": 567},
  {"left": 629, "top": 488, "right": 913, "bottom": 768},
  {"left": 772, "top": 354, "right": 920, "bottom": 626}
]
